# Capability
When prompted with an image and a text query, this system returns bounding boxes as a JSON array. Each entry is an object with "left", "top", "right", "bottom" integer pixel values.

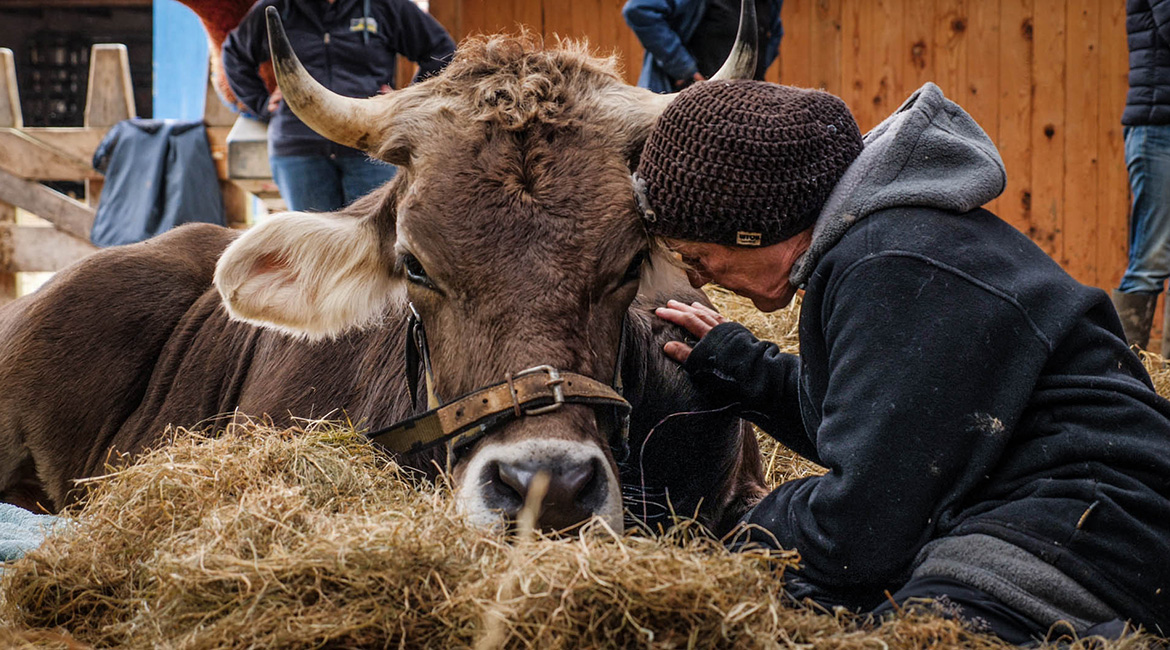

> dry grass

[
  {"left": 0, "top": 423, "right": 1072, "bottom": 650},
  {"left": 0, "top": 290, "right": 1166, "bottom": 648}
]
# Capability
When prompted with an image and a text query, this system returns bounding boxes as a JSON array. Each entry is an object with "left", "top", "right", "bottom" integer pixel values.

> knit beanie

[{"left": 634, "top": 80, "right": 863, "bottom": 247}]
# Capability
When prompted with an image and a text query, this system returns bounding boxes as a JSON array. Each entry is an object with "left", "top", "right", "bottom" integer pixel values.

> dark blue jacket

[
  {"left": 90, "top": 119, "right": 225, "bottom": 247},
  {"left": 685, "top": 84, "right": 1170, "bottom": 632},
  {"left": 622, "top": 0, "right": 783, "bottom": 94},
  {"left": 221, "top": 0, "right": 455, "bottom": 158},
  {"left": 1124, "top": 0, "right": 1170, "bottom": 125}
]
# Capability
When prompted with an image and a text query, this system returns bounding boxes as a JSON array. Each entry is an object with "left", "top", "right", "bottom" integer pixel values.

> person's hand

[
  {"left": 673, "top": 71, "right": 705, "bottom": 88},
  {"left": 654, "top": 299, "right": 727, "bottom": 363},
  {"left": 266, "top": 88, "right": 283, "bottom": 113}
]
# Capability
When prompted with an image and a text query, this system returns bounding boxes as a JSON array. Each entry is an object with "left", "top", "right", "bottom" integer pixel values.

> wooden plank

[
  {"left": 777, "top": 0, "right": 812, "bottom": 86},
  {"left": 84, "top": 44, "right": 136, "bottom": 128},
  {"left": 1029, "top": 0, "right": 1065, "bottom": 257},
  {"left": 429, "top": 0, "right": 464, "bottom": 38},
  {"left": 903, "top": 0, "right": 936, "bottom": 99},
  {"left": 0, "top": 129, "right": 101, "bottom": 182},
  {"left": 15, "top": 128, "right": 106, "bottom": 165},
  {"left": 0, "top": 48, "right": 21, "bottom": 129},
  {"left": 870, "top": 0, "right": 903, "bottom": 119},
  {"left": 220, "top": 180, "right": 254, "bottom": 229},
  {"left": 203, "top": 75, "right": 238, "bottom": 128},
  {"left": 933, "top": 0, "right": 967, "bottom": 104},
  {"left": 1097, "top": 0, "right": 1131, "bottom": 292},
  {"left": 0, "top": 202, "right": 15, "bottom": 304},
  {"left": 964, "top": 0, "right": 999, "bottom": 212},
  {"left": 811, "top": 0, "right": 843, "bottom": 94},
  {"left": 1061, "top": 0, "right": 1100, "bottom": 283},
  {"left": 840, "top": 1, "right": 875, "bottom": 130},
  {"left": 0, "top": 224, "right": 97, "bottom": 273},
  {"left": 996, "top": 0, "right": 1033, "bottom": 236},
  {"left": 963, "top": 0, "right": 998, "bottom": 138},
  {"left": 0, "top": 168, "right": 95, "bottom": 242}
]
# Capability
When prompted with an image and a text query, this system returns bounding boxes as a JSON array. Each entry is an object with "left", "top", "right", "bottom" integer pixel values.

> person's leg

[
  {"left": 1113, "top": 125, "right": 1170, "bottom": 349},
  {"left": 269, "top": 154, "right": 346, "bottom": 212},
  {"left": 871, "top": 576, "right": 1046, "bottom": 646},
  {"left": 335, "top": 156, "right": 397, "bottom": 207},
  {"left": 1119, "top": 124, "right": 1170, "bottom": 294}
]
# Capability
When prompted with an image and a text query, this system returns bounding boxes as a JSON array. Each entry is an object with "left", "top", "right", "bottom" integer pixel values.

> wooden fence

[
  {"left": 0, "top": 1, "right": 1135, "bottom": 296},
  {"left": 0, "top": 43, "right": 273, "bottom": 305},
  {"left": 430, "top": 0, "right": 1132, "bottom": 292}
]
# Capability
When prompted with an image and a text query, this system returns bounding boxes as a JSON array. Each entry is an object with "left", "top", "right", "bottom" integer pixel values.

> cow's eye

[
  {"left": 622, "top": 249, "right": 648, "bottom": 285},
  {"left": 401, "top": 253, "right": 438, "bottom": 291}
]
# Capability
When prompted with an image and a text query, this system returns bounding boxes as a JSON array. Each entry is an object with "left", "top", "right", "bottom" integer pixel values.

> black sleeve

[
  {"left": 683, "top": 323, "right": 816, "bottom": 461},
  {"left": 386, "top": 0, "right": 456, "bottom": 81},
  {"left": 221, "top": 1, "right": 276, "bottom": 119},
  {"left": 735, "top": 255, "right": 1047, "bottom": 601}
]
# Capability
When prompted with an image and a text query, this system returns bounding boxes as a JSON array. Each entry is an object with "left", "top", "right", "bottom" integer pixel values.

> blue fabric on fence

[
  {"left": 90, "top": 118, "right": 226, "bottom": 248},
  {"left": 0, "top": 504, "right": 65, "bottom": 566}
]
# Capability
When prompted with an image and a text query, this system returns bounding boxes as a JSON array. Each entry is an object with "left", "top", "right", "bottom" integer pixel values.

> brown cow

[{"left": 0, "top": 13, "right": 768, "bottom": 533}]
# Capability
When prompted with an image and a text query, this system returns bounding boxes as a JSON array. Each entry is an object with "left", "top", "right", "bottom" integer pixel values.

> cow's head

[{"left": 213, "top": 6, "right": 759, "bottom": 533}]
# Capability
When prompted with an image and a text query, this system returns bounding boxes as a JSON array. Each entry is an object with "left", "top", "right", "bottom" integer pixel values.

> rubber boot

[
  {"left": 1111, "top": 290, "right": 1157, "bottom": 350},
  {"left": 1162, "top": 296, "right": 1170, "bottom": 358}
]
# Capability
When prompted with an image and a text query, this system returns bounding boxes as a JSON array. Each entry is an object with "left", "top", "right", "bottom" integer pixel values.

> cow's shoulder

[{"left": 1, "top": 223, "right": 239, "bottom": 375}]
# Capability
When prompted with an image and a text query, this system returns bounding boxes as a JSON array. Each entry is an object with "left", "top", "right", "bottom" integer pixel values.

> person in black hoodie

[
  {"left": 222, "top": 0, "right": 454, "bottom": 212},
  {"left": 633, "top": 79, "right": 1170, "bottom": 644}
]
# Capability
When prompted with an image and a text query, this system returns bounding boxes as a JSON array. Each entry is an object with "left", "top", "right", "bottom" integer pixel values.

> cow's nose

[{"left": 488, "top": 457, "right": 603, "bottom": 532}]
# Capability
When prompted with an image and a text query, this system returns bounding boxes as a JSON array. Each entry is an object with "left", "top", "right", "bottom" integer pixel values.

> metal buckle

[{"left": 514, "top": 365, "right": 565, "bottom": 415}]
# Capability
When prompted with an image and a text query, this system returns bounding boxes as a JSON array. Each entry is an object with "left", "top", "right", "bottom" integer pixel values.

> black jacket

[
  {"left": 1124, "top": 0, "right": 1170, "bottom": 125},
  {"left": 90, "top": 119, "right": 225, "bottom": 247},
  {"left": 686, "top": 84, "right": 1170, "bottom": 632},
  {"left": 222, "top": 0, "right": 455, "bottom": 158}
]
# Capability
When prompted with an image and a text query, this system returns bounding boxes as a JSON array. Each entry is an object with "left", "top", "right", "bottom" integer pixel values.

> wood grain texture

[{"left": 397, "top": 0, "right": 1132, "bottom": 290}]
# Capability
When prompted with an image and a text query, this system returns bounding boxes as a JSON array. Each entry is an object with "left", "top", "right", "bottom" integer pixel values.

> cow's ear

[{"left": 214, "top": 212, "right": 398, "bottom": 339}]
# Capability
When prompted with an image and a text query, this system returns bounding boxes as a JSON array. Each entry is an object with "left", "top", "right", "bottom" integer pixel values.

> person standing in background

[
  {"left": 222, "top": 0, "right": 455, "bottom": 212},
  {"left": 622, "top": 0, "right": 783, "bottom": 94},
  {"left": 1113, "top": 0, "right": 1170, "bottom": 352}
]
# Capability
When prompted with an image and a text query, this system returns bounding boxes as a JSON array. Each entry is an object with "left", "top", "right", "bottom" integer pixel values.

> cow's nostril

[
  {"left": 545, "top": 461, "right": 595, "bottom": 510},
  {"left": 496, "top": 461, "right": 535, "bottom": 501},
  {"left": 486, "top": 457, "right": 606, "bottom": 532}
]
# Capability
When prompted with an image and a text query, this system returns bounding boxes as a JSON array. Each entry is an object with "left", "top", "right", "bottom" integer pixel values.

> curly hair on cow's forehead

[{"left": 426, "top": 31, "right": 625, "bottom": 131}]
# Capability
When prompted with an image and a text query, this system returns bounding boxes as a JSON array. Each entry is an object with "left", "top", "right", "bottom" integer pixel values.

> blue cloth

[
  {"left": 269, "top": 153, "right": 396, "bottom": 212},
  {"left": 1123, "top": 0, "right": 1170, "bottom": 125},
  {"left": 0, "top": 504, "right": 64, "bottom": 565},
  {"left": 90, "top": 118, "right": 226, "bottom": 248},
  {"left": 1119, "top": 124, "right": 1170, "bottom": 293},
  {"left": 222, "top": 0, "right": 455, "bottom": 158},
  {"left": 622, "top": 0, "right": 783, "bottom": 94}
]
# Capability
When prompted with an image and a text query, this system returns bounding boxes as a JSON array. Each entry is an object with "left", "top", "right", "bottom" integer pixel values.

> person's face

[{"left": 665, "top": 228, "right": 814, "bottom": 312}]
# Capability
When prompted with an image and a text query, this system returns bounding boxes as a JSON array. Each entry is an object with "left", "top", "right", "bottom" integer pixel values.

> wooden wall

[{"left": 428, "top": 0, "right": 1131, "bottom": 291}]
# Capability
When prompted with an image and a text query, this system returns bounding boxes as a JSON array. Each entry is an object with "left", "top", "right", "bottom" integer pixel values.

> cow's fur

[{"left": 0, "top": 35, "right": 767, "bottom": 533}]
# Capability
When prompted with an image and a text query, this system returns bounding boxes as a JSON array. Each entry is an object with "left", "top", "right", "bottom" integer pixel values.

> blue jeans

[
  {"left": 1118, "top": 124, "right": 1170, "bottom": 294},
  {"left": 269, "top": 154, "right": 397, "bottom": 212}
]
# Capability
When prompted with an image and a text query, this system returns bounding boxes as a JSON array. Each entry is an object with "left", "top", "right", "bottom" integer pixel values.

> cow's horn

[
  {"left": 265, "top": 6, "right": 385, "bottom": 152},
  {"left": 710, "top": 0, "right": 758, "bottom": 81}
]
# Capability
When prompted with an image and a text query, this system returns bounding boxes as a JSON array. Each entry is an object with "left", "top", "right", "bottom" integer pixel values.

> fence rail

[{"left": 0, "top": 43, "right": 275, "bottom": 304}]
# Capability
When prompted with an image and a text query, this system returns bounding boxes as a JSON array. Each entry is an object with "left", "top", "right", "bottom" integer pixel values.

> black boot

[
  {"left": 1162, "top": 295, "right": 1170, "bottom": 358},
  {"left": 1111, "top": 290, "right": 1157, "bottom": 350}
]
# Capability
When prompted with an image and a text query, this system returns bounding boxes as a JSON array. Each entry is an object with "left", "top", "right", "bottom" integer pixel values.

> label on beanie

[{"left": 736, "top": 231, "right": 763, "bottom": 246}]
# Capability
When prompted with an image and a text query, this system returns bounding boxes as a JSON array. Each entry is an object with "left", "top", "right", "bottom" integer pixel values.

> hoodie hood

[{"left": 789, "top": 82, "right": 1006, "bottom": 287}]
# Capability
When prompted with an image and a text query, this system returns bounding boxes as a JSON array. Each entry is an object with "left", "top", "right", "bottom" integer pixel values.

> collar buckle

[{"left": 514, "top": 365, "right": 565, "bottom": 415}]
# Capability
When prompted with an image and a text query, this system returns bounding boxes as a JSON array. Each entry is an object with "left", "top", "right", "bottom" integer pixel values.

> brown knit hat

[{"left": 634, "top": 80, "right": 863, "bottom": 247}]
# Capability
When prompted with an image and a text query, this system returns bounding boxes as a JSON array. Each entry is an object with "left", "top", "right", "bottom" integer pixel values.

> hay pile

[
  {"left": 0, "top": 424, "right": 1025, "bottom": 649},
  {"left": 0, "top": 292, "right": 1166, "bottom": 648}
]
